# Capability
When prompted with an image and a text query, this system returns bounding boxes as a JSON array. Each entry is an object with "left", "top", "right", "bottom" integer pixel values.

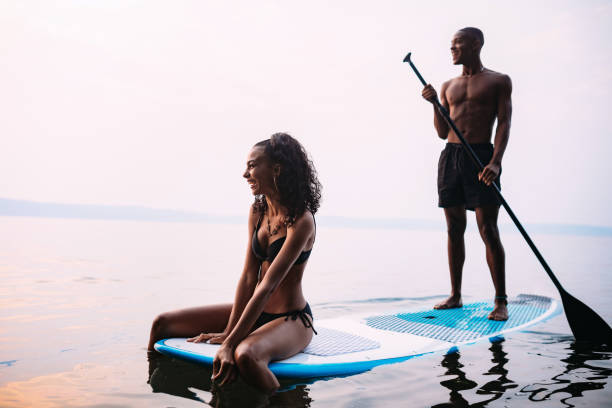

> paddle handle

[{"left": 405, "top": 55, "right": 564, "bottom": 293}]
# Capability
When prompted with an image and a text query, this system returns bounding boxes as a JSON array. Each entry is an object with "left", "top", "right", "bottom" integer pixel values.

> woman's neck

[{"left": 265, "top": 195, "right": 284, "bottom": 217}]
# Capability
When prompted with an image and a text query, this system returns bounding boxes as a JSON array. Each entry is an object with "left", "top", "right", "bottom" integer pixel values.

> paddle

[{"left": 403, "top": 52, "right": 612, "bottom": 344}]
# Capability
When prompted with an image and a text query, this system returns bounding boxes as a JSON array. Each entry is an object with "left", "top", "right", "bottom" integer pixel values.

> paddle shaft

[{"left": 405, "top": 57, "right": 564, "bottom": 293}]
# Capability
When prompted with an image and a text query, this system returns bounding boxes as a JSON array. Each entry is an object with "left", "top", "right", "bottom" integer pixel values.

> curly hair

[{"left": 252, "top": 133, "right": 322, "bottom": 224}]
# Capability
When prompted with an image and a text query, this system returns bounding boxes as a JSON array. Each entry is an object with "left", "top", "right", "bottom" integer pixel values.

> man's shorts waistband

[{"left": 446, "top": 142, "right": 493, "bottom": 149}]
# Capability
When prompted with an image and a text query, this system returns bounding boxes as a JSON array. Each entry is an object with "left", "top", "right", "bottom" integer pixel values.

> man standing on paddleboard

[{"left": 421, "top": 27, "right": 512, "bottom": 321}]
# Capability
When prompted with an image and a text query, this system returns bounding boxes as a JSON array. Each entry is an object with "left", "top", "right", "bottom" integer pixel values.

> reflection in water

[
  {"left": 432, "top": 338, "right": 611, "bottom": 408},
  {"left": 147, "top": 337, "right": 612, "bottom": 407},
  {"left": 433, "top": 350, "right": 476, "bottom": 407},
  {"left": 475, "top": 340, "right": 517, "bottom": 404},
  {"left": 147, "top": 352, "right": 313, "bottom": 407},
  {"left": 432, "top": 339, "right": 515, "bottom": 408},
  {"left": 520, "top": 340, "right": 611, "bottom": 408}
]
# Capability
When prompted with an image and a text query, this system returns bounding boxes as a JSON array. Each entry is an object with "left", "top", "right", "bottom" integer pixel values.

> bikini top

[{"left": 251, "top": 214, "right": 314, "bottom": 265}]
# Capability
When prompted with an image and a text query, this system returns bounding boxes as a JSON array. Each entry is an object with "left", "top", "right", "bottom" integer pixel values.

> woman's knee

[
  {"left": 150, "top": 312, "right": 171, "bottom": 338},
  {"left": 234, "top": 342, "right": 264, "bottom": 371}
]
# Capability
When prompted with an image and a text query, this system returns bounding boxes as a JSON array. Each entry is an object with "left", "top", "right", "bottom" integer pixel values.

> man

[{"left": 421, "top": 27, "right": 512, "bottom": 320}]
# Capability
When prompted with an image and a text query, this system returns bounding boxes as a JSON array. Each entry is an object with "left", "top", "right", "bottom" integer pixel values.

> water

[{"left": 1, "top": 216, "right": 610, "bottom": 407}]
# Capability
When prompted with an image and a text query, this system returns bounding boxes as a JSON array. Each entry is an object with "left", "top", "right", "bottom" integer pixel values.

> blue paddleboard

[{"left": 155, "top": 294, "right": 561, "bottom": 378}]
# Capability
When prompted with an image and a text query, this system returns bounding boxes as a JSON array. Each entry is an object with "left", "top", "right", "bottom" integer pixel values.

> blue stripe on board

[
  {"left": 155, "top": 339, "right": 432, "bottom": 378},
  {"left": 155, "top": 340, "right": 214, "bottom": 365}
]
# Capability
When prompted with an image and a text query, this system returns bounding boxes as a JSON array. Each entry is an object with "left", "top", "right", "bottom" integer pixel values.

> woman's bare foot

[
  {"left": 488, "top": 297, "right": 508, "bottom": 321},
  {"left": 434, "top": 295, "right": 463, "bottom": 309}
]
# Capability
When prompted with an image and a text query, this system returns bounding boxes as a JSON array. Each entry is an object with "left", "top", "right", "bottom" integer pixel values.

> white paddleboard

[{"left": 155, "top": 294, "right": 561, "bottom": 378}]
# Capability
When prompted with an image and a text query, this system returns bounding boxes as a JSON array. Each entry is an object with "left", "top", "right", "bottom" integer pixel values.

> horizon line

[{"left": 1, "top": 197, "right": 610, "bottom": 237}]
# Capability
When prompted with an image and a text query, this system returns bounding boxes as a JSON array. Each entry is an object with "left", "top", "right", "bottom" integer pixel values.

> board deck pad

[
  {"left": 155, "top": 294, "right": 561, "bottom": 378},
  {"left": 365, "top": 294, "right": 552, "bottom": 343},
  {"left": 303, "top": 327, "right": 380, "bottom": 356}
]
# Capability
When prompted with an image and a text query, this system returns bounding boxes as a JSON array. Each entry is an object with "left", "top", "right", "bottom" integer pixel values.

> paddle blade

[{"left": 561, "top": 290, "right": 612, "bottom": 344}]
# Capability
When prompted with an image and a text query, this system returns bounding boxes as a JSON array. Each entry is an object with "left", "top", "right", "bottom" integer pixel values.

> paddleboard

[{"left": 155, "top": 294, "right": 561, "bottom": 378}]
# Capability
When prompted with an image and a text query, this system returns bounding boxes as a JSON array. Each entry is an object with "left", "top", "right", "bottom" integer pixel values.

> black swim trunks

[
  {"left": 438, "top": 143, "right": 501, "bottom": 211},
  {"left": 252, "top": 303, "right": 317, "bottom": 334}
]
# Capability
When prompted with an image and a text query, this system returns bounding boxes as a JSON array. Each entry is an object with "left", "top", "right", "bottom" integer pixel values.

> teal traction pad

[{"left": 365, "top": 294, "right": 552, "bottom": 343}]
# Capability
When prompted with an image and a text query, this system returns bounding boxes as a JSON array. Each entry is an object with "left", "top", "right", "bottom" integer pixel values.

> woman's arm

[
  {"left": 223, "top": 207, "right": 261, "bottom": 334},
  {"left": 188, "top": 205, "right": 260, "bottom": 344},
  {"left": 212, "top": 212, "right": 314, "bottom": 384},
  {"left": 222, "top": 212, "right": 315, "bottom": 349}
]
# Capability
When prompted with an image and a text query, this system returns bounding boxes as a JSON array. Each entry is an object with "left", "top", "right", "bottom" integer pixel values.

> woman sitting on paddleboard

[{"left": 148, "top": 133, "right": 321, "bottom": 392}]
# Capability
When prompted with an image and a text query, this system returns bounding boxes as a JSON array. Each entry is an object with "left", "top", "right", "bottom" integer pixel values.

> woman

[{"left": 148, "top": 133, "right": 321, "bottom": 393}]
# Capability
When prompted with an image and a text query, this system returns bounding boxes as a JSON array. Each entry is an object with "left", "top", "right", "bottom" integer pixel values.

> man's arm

[
  {"left": 422, "top": 81, "right": 450, "bottom": 139},
  {"left": 479, "top": 75, "right": 512, "bottom": 186}
]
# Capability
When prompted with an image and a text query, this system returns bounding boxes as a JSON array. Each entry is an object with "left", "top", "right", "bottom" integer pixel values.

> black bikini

[
  {"left": 252, "top": 303, "right": 317, "bottom": 335},
  {"left": 251, "top": 212, "right": 316, "bottom": 334},
  {"left": 251, "top": 215, "right": 312, "bottom": 265}
]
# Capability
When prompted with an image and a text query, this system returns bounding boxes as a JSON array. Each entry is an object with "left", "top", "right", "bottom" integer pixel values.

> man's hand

[
  {"left": 479, "top": 163, "right": 500, "bottom": 186},
  {"left": 422, "top": 84, "right": 438, "bottom": 104},
  {"left": 212, "top": 344, "right": 238, "bottom": 386},
  {"left": 187, "top": 332, "right": 227, "bottom": 344}
]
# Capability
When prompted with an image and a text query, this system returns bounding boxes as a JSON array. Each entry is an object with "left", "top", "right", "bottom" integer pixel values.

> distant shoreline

[{"left": 1, "top": 197, "right": 610, "bottom": 237}]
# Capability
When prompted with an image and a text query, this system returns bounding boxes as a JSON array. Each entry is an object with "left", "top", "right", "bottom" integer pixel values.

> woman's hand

[
  {"left": 212, "top": 344, "right": 237, "bottom": 386},
  {"left": 187, "top": 332, "right": 228, "bottom": 344}
]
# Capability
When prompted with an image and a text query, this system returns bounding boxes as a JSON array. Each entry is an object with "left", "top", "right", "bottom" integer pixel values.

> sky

[{"left": 1, "top": 0, "right": 611, "bottom": 226}]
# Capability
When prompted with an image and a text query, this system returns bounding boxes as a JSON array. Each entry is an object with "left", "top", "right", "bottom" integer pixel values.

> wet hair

[
  {"left": 458, "top": 27, "right": 484, "bottom": 49},
  {"left": 252, "top": 133, "right": 322, "bottom": 224}
]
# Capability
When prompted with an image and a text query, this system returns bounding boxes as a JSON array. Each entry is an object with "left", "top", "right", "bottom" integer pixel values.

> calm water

[{"left": 1, "top": 216, "right": 611, "bottom": 407}]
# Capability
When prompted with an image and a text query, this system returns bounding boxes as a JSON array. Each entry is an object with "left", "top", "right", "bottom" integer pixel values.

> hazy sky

[{"left": 2, "top": 1, "right": 611, "bottom": 226}]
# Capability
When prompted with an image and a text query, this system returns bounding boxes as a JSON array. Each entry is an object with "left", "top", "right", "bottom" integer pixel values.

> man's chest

[{"left": 446, "top": 78, "right": 497, "bottom": 107}]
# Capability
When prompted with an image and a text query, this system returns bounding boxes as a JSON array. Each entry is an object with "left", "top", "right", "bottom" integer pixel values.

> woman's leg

[
  {"left": 148, "top": 303, "right": 233, "bottom": 351},
  {"left": 233, "top": 317, "right": 314, "bottom": 393}
]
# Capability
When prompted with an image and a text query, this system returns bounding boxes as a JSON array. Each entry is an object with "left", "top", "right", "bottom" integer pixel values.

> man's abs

[{"left": 446, "top": 103, "right": 495, "bottom": 143}]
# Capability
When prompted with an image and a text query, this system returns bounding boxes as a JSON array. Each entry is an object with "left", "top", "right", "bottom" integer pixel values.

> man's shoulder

[
  {"left": 441, "top": 76, "right": 460, "bottom": 89},
  {"left": 444, "top": 75, "right": 464, "bottom": 85},
  {"left": 484, "top": 69, "right": 511, "bottom": 84}
]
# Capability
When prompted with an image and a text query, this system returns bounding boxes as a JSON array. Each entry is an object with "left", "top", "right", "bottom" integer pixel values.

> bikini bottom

[{"left": 252, "top": 303, "right": 317, "bottom": 334}]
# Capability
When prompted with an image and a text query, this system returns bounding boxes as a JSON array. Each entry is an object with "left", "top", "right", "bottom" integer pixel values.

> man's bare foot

[
  {"left": 434, "top": 295, "right": 463, "bottom": 310},
  {"left": 488, "top": 297, "right": 508, "bottom": 321}
]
